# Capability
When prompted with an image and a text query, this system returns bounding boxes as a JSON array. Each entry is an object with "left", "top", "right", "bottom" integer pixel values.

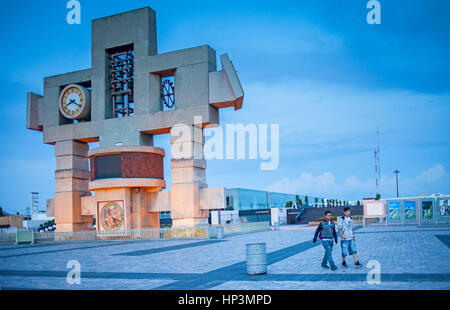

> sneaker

[
  {"left": 331, "top": 265, "right": 337, "bottom": 271},
  {"left": 355, "top": 261, "right": 363, "bottom": 268},
  {"left": 342, "top": 261, "right": 348, "bottom": 268},
  {"left": 321, "top": 264, "right": 329, "bottom": 269}
]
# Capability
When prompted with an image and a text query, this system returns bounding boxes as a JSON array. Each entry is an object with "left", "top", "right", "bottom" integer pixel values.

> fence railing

[
  {"left": 220, "top": 221, "right": 270, "bottom": 236},
  {"left": 0, "top": 222, "right": 271, "bottom": 244}
]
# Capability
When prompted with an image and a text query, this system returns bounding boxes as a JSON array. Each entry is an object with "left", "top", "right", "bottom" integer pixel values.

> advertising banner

[
  {"left": 387, "top": 201, "right": 401, "bottom": 221},
  {"left": 403, "top": 200, "right": 417, "bottom": 221},
  {"left": 438, "top": 198, "right": 450, "bottom": 220},
  {"left": 421, "top": 200, "right": 434, "bottom": 221}
]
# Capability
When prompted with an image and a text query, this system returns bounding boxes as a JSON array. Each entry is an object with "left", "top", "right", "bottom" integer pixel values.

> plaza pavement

[{"left": 0, "top": 225, "right": 449, "bottom": 290}]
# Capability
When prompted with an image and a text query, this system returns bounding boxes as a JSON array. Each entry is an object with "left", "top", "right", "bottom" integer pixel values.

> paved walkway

[{"left": 0, "top": 225, "right": 449, "bottom": 290}]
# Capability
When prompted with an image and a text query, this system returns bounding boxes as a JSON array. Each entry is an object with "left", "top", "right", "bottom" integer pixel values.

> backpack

[{"left": 318, "top": 220, "right": 334, "bottom": 240}]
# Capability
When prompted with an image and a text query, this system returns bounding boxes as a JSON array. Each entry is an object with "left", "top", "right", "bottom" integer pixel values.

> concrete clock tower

[{"left": 26, "top": 7, "right": 244, "bottom": 232}]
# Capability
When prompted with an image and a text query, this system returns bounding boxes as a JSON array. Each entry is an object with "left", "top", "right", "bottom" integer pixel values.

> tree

[
  {"left": 0, "top": 206, "right": 4, "bottom": 217},
  {"left": 285, "top": 201, "right": 293, "bottom": 208},
  {"left": 295, "top": 195, "right": 301, "bottom": 208},
  {"left": 375, "top": 193, "right": 381, "bottom": 200},
  {"left": 305, "top": 196, "right": 309, "bottom": 207}
]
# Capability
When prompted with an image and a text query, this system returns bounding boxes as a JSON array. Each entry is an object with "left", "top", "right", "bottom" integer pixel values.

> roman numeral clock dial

[{"left": 58, "top": 84, "right": 91, "bottom": 120}]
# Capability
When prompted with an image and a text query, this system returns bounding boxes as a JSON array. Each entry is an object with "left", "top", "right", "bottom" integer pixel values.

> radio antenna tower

[{"left": 374, "top": 127, "right": 381, "bottom": 197}]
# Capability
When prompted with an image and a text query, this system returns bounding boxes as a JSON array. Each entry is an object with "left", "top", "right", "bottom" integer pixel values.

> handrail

[{"left": 295, "top": 207, "right": 306, "bottom": 223}]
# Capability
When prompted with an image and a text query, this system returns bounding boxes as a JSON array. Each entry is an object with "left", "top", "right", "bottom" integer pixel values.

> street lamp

[{"left": 393, "top": 170, "right": 400, "bottom": 198}]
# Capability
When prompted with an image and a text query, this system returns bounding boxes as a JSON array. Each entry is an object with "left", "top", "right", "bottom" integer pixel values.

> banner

[
  {"left": 387, "top": 201, "right": 401, "bottom": 221},
  {"left": 421, "top": 201, "right": 434, "bottom": 220},
  {"left": 438, "top": 199, "right": 450, "bottom": 219},
  {"left": 403, "top": 200, "right": 417, "bottom": 221}
]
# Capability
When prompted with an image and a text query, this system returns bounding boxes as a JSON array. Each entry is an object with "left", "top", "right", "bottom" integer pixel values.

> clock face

[
  {"left": 62, "top": 87, "right": 83, "bottom": 115},
  {"left": 59, "top": 84, "right": 91, "bottom": 120}
]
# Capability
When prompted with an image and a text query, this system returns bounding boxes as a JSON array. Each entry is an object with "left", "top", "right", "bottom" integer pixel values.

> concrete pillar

[
  {"left": 170, "top": 124, "right": 208, "bottom": 227},
  {"left": 54, "top": 140, "right": 93, "bottom": 232},
  {"left": 130, "top": 188, "right": 160, "bottom": 229}
]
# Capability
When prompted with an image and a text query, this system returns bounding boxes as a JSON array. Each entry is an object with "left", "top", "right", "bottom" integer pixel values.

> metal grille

[
  {"left": 110, "top": 48, "right": 134, "bottom": 117},
  {"left": 161, "top": 76, "right": 175, "bottom": 110}
]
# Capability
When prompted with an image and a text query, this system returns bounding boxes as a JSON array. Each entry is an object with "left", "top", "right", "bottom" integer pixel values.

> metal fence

[
  {"left": 0, "top": 222, "right": 271, "bottom": 244},
  {"left": 221, "top": 221, "right": 270, "bottom": 236}
]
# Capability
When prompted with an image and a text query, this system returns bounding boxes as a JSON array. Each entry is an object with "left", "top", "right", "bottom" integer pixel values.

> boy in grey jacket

[{"left": 313, "top": 211, "right": 338, "bottom": 271}]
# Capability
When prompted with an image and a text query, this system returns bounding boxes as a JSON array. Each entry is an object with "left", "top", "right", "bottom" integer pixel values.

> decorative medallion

[{"left": 100, "top": 202, "right": 125, "bottom": 230}]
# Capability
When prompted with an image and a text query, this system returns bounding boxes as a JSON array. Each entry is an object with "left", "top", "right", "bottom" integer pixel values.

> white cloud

[
  {"left": 415, "top": 164, "right": 446, "bottom": 182},
  {"left": 266, "top": 164, "right": 448, "bottom": 199}
]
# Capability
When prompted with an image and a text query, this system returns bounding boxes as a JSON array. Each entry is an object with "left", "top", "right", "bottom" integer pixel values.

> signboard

[
  {"left": 438, "top": 198, "right": 450, "bottom": 220},
  {"left": 403, "top": 200, "right": 417, "bottom": 221},
  {"left": 363, "top": 200, "right": 385, "bottom": 218},
  {"left": 421, "top": 200, "right": 434, "bottom": 221},
  {"left": 387, "top": 201, "right": 401, "bottom": 221}
]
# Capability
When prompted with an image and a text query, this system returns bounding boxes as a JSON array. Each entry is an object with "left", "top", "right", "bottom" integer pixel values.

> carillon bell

[
  {"left": 115, "top": 93, "right": 124, "bottom": 104},
  {"left": 115, "top": 80, "right": 124, "bottom": 91}
]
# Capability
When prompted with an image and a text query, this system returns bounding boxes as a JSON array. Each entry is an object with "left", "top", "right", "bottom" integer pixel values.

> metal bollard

[{"left": 246, "top": 243, "right": 267, "bottom": 275}]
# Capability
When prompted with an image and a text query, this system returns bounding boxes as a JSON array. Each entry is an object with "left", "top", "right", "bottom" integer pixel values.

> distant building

[
  {"left": 23, "top": 211, "right": 54, "bottom": 231},
  {"left": 0, "top": 215, "right": 23, "bottom": 228},
  {"left": 158, "top": 187, "right": 324, "bottom": 226},
  {"left": 224, "top": 188, "right": 323, "bottom": 211}
]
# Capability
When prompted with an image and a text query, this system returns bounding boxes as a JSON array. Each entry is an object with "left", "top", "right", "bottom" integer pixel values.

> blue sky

[{"left": 0, "top": 0, "right": 449, "bottom": 214}]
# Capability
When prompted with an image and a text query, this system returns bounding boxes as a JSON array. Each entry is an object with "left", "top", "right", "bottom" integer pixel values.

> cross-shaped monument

[{"left": 26, "top": 7, "right": 244, "bottom": 232}]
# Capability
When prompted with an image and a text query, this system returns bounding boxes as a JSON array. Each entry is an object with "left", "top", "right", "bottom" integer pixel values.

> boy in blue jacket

[{"left": 313, "top": 211, "right": 338, "bottom": 271}]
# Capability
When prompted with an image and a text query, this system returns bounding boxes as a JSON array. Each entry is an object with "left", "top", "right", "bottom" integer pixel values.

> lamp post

[{"left": 393, "top": 170, "right": 400, "bottom": 198}]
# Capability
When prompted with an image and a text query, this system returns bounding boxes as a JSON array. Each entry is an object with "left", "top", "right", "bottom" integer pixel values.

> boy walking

[
  {"left": 338, "top": 207, "right": 363, "bottom": 268},
  {"left": 313, "top": 211, "right": 338, "bottom": 271}
]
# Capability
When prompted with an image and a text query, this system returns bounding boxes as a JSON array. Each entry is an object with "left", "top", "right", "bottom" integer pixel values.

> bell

[
  {"left": 115, "top": 81, "right": 124, "bottom": 91},
  {"left": 115, "top": 94, "right": 124, "bottom": 105}
]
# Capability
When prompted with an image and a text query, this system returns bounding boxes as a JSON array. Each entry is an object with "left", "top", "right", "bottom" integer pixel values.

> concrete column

[
  {"left": 170, "top": 124, "right": 208, "bottom": 227},
  {"left": 130, "top": 188, "right": 160, "bottom": 229},
  {"left": 54, "top": 140, "right": 93, "bottom": 232}
]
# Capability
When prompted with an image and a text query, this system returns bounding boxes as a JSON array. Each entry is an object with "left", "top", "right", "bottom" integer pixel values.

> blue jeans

[
  {"left": 341, "top": 239, "right": 357, "bottom": 257},
  {"left": 321, "top": 240, "right": 336, "bottom": 267}
]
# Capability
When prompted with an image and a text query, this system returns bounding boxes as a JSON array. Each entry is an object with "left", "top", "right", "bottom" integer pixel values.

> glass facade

[
  {"left": 158, "top": 188, "right": 325, "bottom": 226},
  {"left": 225, "top": 188, "right": 323, "bottom": 211}
]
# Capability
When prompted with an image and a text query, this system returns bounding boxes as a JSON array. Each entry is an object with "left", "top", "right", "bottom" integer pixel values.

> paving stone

[{"left": 0, "top": 225, "right": 449, "bottom": 290}]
